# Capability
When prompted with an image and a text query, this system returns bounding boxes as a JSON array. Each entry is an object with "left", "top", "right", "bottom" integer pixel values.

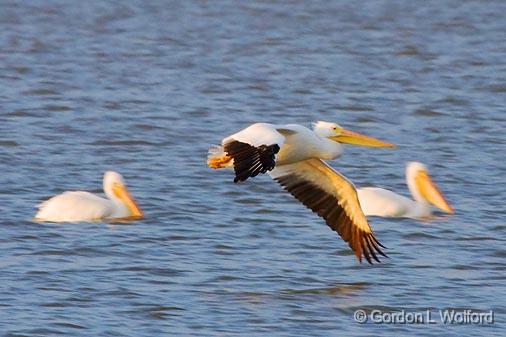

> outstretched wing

[
  {"left": 270, "top": 158, "right": 387, "bottom": 264},
  {"left": 222, "top": 123, "right": 285, "bottom": 183}
]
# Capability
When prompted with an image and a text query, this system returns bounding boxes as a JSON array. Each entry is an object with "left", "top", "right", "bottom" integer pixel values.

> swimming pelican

[
  {"left": 34, "top": 171, "right": 143, "bottom": 222},
  {"left": 357, "top": 162, "right": 453, "bottom": 219},
  {"left": 208, "top": 121, "right": 394, "bottom": 264}
]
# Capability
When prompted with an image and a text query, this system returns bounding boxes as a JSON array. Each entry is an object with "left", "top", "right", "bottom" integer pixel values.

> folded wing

[
  {"left": 357, "top": 187, "right": 412, "bottom": 217},
  {"left": 34, "top": 191, "right": 113, "bottom": 222}
]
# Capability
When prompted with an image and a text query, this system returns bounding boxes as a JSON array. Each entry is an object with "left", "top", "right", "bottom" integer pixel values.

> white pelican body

[
  {"left": 34, "top": 171, "right": 143, "bottom": 222},
  {"left": 208, "top": 121, "right": 394, "bottom": 264},
  {"left": 357, "top": 162, "right": 453, "bottom": 219}
]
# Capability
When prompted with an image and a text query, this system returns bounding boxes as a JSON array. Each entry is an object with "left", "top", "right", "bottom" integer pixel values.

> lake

[{"left": 0, "top": 0, "right": 504, "bottom": 336}]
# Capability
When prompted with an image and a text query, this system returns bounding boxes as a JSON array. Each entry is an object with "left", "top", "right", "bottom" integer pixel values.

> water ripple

[{"left": 0, "top": 0, "right": 504, "bottom": 336}]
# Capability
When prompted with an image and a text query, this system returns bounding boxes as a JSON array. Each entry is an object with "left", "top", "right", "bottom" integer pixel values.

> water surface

[{"left": 0, "top": 0, "right": 505, "bottom": 336}]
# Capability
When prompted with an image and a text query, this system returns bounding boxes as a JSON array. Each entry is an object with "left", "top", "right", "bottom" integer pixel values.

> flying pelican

[
  {"left": 357, "top": 162, "right": 453, "bottom": 219},
  {"left": 34, "top": 171, "right": 143, "bottom": 222},
  {"left": 208, "top": 121, "right": 394, "bottom": 264}
]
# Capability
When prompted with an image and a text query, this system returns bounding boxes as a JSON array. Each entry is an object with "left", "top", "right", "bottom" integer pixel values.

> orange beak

[
  {"left": 113, "top": 184, "right": 144, "bottom": 219},
  {"left": 415, "top": 171, "right": 454, "bottom": 214},
  {"left": 330, "top": 129, "right": 395, "bottom": 148}
]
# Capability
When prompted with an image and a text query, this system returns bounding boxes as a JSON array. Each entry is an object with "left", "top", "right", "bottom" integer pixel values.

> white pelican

[
  {"left": 34, "top": 171, "right": 143, "bottom": 222},
  {"left": 357, "top": 162, "right": 453, "bottom": 219},
  {"left": 208, "top": 121, "right": 394, "bottom": 264}
]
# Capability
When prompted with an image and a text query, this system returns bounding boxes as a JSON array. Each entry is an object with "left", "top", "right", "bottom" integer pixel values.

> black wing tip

[
  {"left": 272, "top": 169, "right": 390, "bottom": 265},
  {"left": 225, "top": 141, "right": 279, "bottom": 183},
  {"left": 358, "top": 233, "right": 388, "bottom": 265},
  {"left": 372, "top": 235, "right": 387, "bottom": 249}
]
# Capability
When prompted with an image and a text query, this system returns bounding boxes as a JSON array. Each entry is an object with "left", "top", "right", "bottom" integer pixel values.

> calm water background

[{"left": 0, "top": 0, "right": 505, "bottom": 336}]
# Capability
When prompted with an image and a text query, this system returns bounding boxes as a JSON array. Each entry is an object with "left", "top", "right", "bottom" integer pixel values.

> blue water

[{"left": 0, "top": 0, "right": 505, "bottom": 335}]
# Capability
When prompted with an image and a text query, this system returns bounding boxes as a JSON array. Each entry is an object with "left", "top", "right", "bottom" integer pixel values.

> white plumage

[
  {"left": 208, "top": 121, "right": 394, "bottom": 263},
  {"left": 357, "top": 162, "right": 453, "bottom": 219},
  {"left": 34, "top": 171, "right": 143, "bottom": 222},
  {"left": 224, "top": 123, "right": 286, "bottom": 148}
]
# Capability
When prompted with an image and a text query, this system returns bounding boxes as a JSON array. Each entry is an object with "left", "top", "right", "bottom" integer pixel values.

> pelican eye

[{"left": 332, "top": 126, "right": 342, "bottom": 134}]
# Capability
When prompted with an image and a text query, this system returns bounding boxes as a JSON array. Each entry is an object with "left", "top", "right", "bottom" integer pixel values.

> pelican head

[
  {"left": 406, "top": 162, "right": 453, "bottom": 214},
  {"left": 104, "top": 171, "right": 143, "bottom": 219},
  {"left": 312, "top": 121, "right": 395, "bottom": 148}
]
